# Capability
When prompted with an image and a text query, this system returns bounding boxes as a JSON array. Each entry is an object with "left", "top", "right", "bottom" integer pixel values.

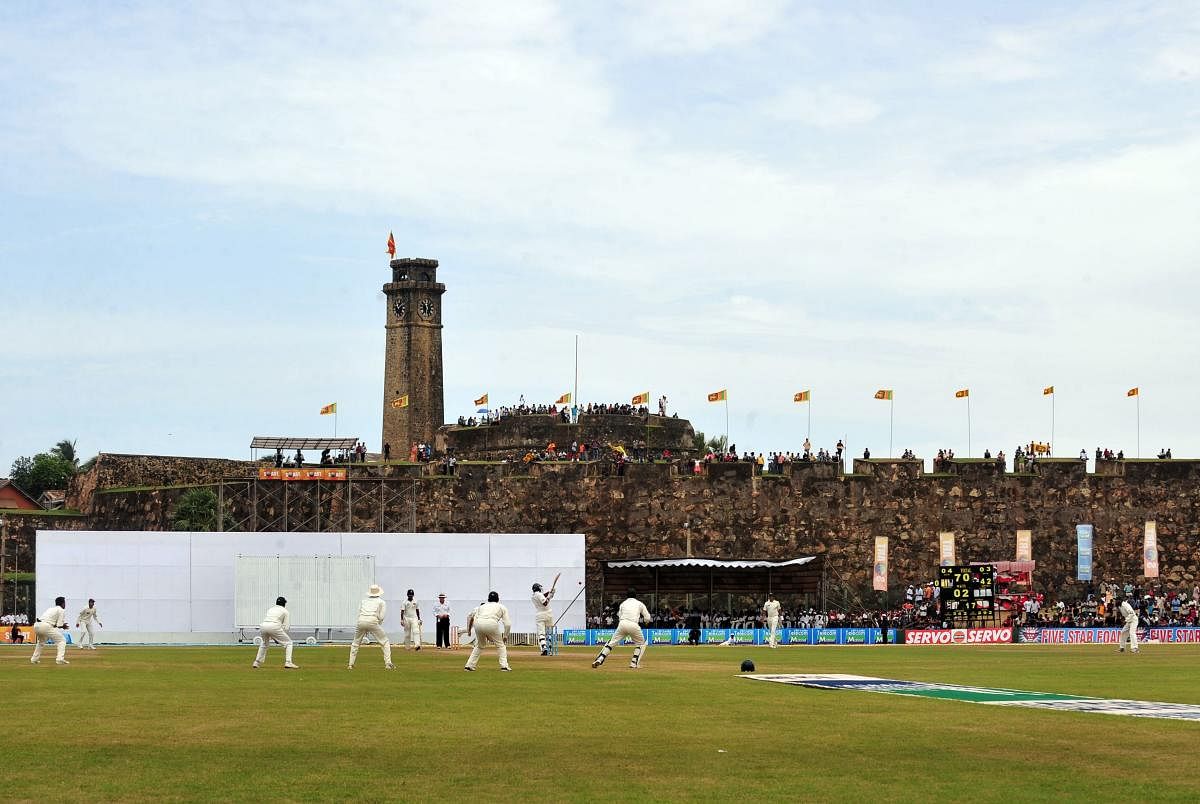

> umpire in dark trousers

[{"left": 433, "top": 593, "right": 452, "bottom": 649}]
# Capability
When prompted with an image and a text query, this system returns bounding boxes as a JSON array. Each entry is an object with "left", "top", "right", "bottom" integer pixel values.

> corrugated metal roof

[
  {"left": 250, "top": 437, "right": 361, "bottom": 450},
  {"left": 606, "top": 557, "right": 816, "bottom": 569}
]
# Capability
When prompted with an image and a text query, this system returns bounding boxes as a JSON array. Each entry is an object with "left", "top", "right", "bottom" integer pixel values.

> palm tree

[
  {"left": 705, "top": 434, "right": 728, "bottom": 454},
  {"left": 51, "top": 439, "right": 79, "bottom": 468},
  {"left": 172, "top": 488, "right": 219, "bottom": 531}
]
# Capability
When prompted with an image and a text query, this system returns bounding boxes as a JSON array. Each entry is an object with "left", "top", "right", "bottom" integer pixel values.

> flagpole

[
  {"left": 573, "top": 334, "right": 579, "bottom": 421},
  {"left": 807, "top": 398, "right": 811, "bottom": 440},
  {"left": 966, "top": 395, "right": 972, "bottom": 458},
  {"left": 889, "top": 397, "right": 894, "bottom": 458},
  {"left": 1136, "top": 394, "right": 1141, "bottom": 458},
  {"left": 725, "top": 397, "right": 729, "bottom": 453},
  {"left": 1050, "top": 392, "right": 1055, "bottom": 457},
  {"left": 334, "top": 409, "right": 338, "bottom": 438}
]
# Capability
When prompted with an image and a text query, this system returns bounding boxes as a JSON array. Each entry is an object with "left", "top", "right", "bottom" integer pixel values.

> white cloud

[
  {"left": 617, "top": 0, "right": 789, "bottom": 54},
  {"left": 1147, "top": 46, "right": 1200, "bottom": 81},
  {"left": 760, "top": 85, "right": 881, "bottom": 127}
]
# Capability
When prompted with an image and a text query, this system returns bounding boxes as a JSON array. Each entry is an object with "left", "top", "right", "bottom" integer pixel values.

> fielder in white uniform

[
  {"left": 402, "top": 589, "right": 422, "bottom": 651},
  {"left": 32, "top": 596, "right": 70, "bottom": 665},
  {"left": 763, "top": 593, "right": 782, "bottom": 648},
  {"left": 531, "top": 581, "right": 555, "bottom": 655},
  {"left": 464, "top": 591, "right": 511, "bottom": 671},
  {"left": 253, "top": 596, "right": 299, "bottom": 669},
  {"left": 349, "top": 584, "right": 394, "bottom": 670},
  {"left": 76, "top": 599, "right": 103, "bottom": 650},
  {"left": 1117, "top": 597, "right": 1140, "bottom": 653},
  {"left": 592, "top": 591, "right": 651, "bottom": 670}
]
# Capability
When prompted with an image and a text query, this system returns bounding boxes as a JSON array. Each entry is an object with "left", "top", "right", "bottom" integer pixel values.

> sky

[{"left": 2, "top": 1, "right": 1198, "bottom": 473}]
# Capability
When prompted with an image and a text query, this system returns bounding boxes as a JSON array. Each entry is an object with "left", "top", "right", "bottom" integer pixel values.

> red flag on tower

[{"left": 387, "top": 231, "right": 396, "bottom": 258}]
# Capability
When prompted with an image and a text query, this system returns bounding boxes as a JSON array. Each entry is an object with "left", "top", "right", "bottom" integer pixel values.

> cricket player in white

[
  {"left": 464, "top": 591, "right": 511, "bottom": 671},
  {"left": 349, "top": 584, "right": 395, "bottom": 670},
  {"left": 76, "top": 598, "right": 103, "bottom": 650},
  {"left": 592, "top": 590, "right": 651, "bottom": 669},
  {"left": 402, "top": 588, "right": 422, "bottom": 651},
  {"left": 32, "top": 596, "right": 70, "bottom": 665},
  {"left": 763, "top": 593, "right": 781, "bottom": 648},
  {"left": 253, "top": 596, "right": 299, "bottom": 669},
  {"left": 1117, "top": 596, "right": 1140, "bottom": 653},
  {"left": 531, "top": 581, "right": 555, "bottom": 655}
]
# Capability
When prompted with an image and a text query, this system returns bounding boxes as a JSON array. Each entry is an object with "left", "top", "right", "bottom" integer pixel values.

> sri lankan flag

[
  {"left": 391, "top": 395, "right": 409, "bottom": 409},
  {"left": 386, "top": 231, "right": 396, "bottom": 258},
  {"left": 874, "top": 389, "right": 893, "bottom": 400},
  {"left": 794, "top": 390, "right": 810, "bottom": 403},
  {"left": 708, "top": 389, "right": 727, "bottom": 402},
  {"left": 474, "top": 393, "right": 488, "bottom": 406},
  {"left": 556, "top": 392, "right": 572, "bottom": 405},
  {"left": 955, "top": 389, "right": 969, "bottom": 398},
  {"left": 1043, "top": 385, "right": 1054, "bottom": 395},
  {"left": 320, "top": 402, "right": 337, "bottom": 415},
  {"left": 631, "top": 391, "right": 650, "bottom": 405},
  {"left": 1127, "top": 387, "right": 1139, "bottom": 397}
]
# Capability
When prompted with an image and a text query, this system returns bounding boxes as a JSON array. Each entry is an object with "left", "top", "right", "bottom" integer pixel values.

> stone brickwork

[
  {"left": 381, "top": 257, "right": 445, "bottom": 455},
  {"left": 76, "top": 456, "right": 1200, "bottom": 602},
  {"left": 441, "top": 413, "right": 695, "bottom": 459},
  {"left": 67, "top": 453, "right": 258, "bottom": 512}
]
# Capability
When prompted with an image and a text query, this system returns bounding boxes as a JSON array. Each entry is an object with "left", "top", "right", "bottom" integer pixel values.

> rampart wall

[{"left": 76, "top": 456, "right": 1200, "bottom": 602}]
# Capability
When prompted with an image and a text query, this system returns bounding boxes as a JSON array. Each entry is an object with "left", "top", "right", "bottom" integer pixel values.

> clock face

[
  {"left": 393, "top": 299, "right": 407, "bottom": 319},
  {"left": 418, "top": 297, "right": 435, "bottom": 320}
]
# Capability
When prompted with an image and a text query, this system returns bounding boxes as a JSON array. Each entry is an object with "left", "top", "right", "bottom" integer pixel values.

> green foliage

[
  {"left": 51, "top": 439, "right": 79, "bottom": 467},
  {"left": 171, "top": 488, "right": 218, "bottom": 531},
  {"left": 8, "top": 452, "right": 75, "bottom": 498}
]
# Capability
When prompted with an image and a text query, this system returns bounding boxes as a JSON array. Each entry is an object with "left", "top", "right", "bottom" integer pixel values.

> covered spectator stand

[
  {"left": 602, "top": 557, "right": 825, "bottom": 612},
  {"left": 250, "top": 437, "right": 361, "bottom": 462}
]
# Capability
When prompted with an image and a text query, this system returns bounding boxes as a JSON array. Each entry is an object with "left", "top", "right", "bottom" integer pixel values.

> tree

[
  {"left": 171, "top": 488, "right": 219, "bottom": 531},
  {"left": 9, "top": 453, "right": 75, "bottom": 498},
  {"left": 706, "top": 434, "right": 728, "bottom": 454},
  {"left": 51, "top": 439, "right": 79, "bottom": 468}
]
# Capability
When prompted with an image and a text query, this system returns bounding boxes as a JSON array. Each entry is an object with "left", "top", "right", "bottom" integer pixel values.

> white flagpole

[
  {"left": 889, "top": 397, "right": 894, "bottom": 458},
  {"left": 966, "top": 394, "right": 972, "bottom": 458}
]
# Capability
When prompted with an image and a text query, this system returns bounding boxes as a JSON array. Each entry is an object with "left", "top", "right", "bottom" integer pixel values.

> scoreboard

[{"left": 938, "top": 564, "right": 995, "bottom": 616}]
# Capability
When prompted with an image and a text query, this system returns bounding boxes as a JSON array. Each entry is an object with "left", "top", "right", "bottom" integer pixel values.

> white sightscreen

[
  {"left": 36, "top": 531, "right": 585, "bottom": 638},
  {"left": 234, "top": 556, "right": 374, "bottom": 628}
]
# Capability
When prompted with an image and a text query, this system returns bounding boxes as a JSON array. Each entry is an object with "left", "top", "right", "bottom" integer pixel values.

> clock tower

[{"left": 382, "top": 257, "right": 446, "bottom": 455}]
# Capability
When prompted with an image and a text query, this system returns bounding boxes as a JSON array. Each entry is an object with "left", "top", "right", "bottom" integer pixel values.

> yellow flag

[
  {"left": 794, "top": 390, "right": 810, "bottom": 403},
  {"left": 1043, "top": 385, "right": 1054, "bottom": 395},
  {"left": 391, "top": 395, "right": 409, "bottom": 409},
  {"left": 874, "top": 389, "right": 892, "bottom": 400},
  {"left": 474, "top": 393, "right": 488, "bottom": 406},
  {"left": 631, "top": 392, "right": 649, "bottom": 405},
  {"left": 708, "top": 389, "right": 727, "bottom": 402},
  {"left": 556, "top": 393, "right": 572, "bottom": 405},
  {"left": 955, "top": 389, "right": 969, "bottom": 398},
  {"left": 1127, "top": 387, "right": 1139, "bottom": 397},
  {"left": 320, "top": 402, "right": 337, "bottom": 415}
]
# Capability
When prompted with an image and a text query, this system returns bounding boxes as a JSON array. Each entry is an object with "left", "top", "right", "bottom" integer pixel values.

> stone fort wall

[{"left": 74, "top": 455, "right": 1200, "bottom": 602}]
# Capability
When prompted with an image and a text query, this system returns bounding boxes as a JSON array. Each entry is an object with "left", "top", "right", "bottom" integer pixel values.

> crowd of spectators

[
  {"left": 457, "top": 396, "right": 675, "bottom": 428},
  {"left": 0, "top": 613, "right": 30, "bottom": 626}
]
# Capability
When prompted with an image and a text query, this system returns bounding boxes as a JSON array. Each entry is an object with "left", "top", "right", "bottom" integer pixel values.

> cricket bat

[{"left": 550, "top": 572, "right": 562, "bottom": 596}]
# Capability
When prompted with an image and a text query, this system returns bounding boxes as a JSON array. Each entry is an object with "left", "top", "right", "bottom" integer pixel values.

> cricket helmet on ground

[{"left": 740, "top": 659, "right": 755, "bottom": 673}]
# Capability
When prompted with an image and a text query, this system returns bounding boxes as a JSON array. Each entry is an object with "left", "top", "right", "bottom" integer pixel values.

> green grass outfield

[{"left": 4, "top": 643, "right": 1200, "bottom": 802}]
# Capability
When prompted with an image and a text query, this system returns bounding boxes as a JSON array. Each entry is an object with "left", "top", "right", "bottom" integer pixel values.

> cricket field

[{"left": 4, "top": 643, "right": 1199, "bottom": 802}]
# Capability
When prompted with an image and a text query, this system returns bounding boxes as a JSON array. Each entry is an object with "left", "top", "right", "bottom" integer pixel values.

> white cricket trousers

[
  {"left": 79, "top": 622, "right": 97, "bottom": 648},
  {"left": 535, "top": 611, "right": 553, "bottom": 649},
  {"left": 465, "top": 620, "right": 509, "bottom": 669},
  {"left": 767, "top": 617, "right": 780, "bottom": 647},
  {"left": 403, "top": 616, "right": 421, "bottom": 649},
  {"left": 596, "top": 619, "right": 646, "bottom": 667},
  {"left": 349, "top": 621, "right": 393, "bottom": 667},
  {"left": 31, "top": 623, "right": 66, "bottom": 663},
  {"left": 255, "top": 625, "right": 294, "bottom": 665},
  {"left": 1119, "top": 618, "right": 1139, "bottom": 651}
]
